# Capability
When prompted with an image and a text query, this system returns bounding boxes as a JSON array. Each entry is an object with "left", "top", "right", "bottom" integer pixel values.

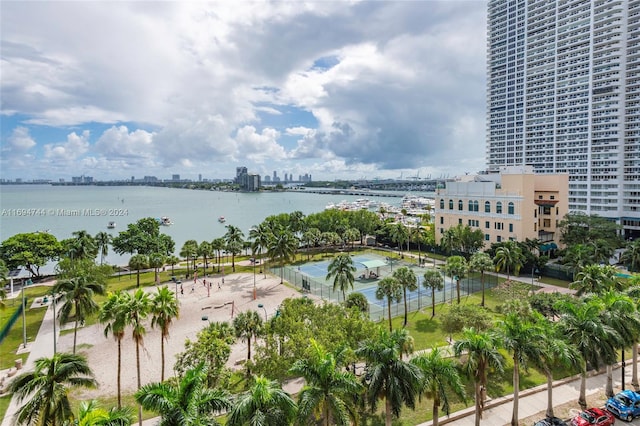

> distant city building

[
  {"left": 172, "top": 174, "right": 180, "bottom": 181},
  {"left": 435, "top": 166, "right": 568, "bottom": 250},
  {"left": 235, "top": 166, "right": 260, "bottom": 191},
  {"left": 143, "top": 176, "right": 159, "bottom": 183},
  {"left": 264, "top": 175, "right": 271, "bottom": 183},
  {"left": 71, "top": 175, "right": 93, "bottom": 184}
]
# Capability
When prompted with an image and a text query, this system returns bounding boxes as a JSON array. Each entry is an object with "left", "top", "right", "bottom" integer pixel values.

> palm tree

[
  {"left": 125, "top": 288, "right": 152, "bottom": 425},
  {"left": 135, "top": 363, "right": 231, "bottom": 425},
  {"left": 198, "top": 241, "right": 213, "bottom": 274},
  {"left": 626, "top": 285, "right": 640, "bottom": 389},
  {"left": 226, "top": 375, "right": 297, "bottom": 426},
  {"left": 563, "top": 244, "right": 595, "bottom": 280},
  {"left": 409, "top": 225, "right": 427, "bottom": 264},
  {"left": 54, "top": 273, "right": 106, "bottom": 354},
  {"left": 326, "top": 254, "right": 356, "bottom": 301},
  {"left": 68, "top": 230, "right": 98, "bottom": 261},
  {"left": 289, "top": 340, "right": 362, "bottom": 426},
  {"left": 128, "top": 254, "right": 148, "bottom": 288},
  {"left": 210, "top": 237, "right": 226, "bottom": 273},
  {"left": 444, "top": 255, "right": 467, "bottom": 304},
  {"left": 73, "top": 400, "right": 134, "bottom": 426},
  {"left": 453, "top": 327, "right": 504, "bottom": 426},
  {"left": 355, "top": 328, "right": 422, "bottom": 426},
  {"left": 422, "top": 269, "right": 444, "bottom": 318},
  {"left": 410, "top": 346, "right": 466, "bottom": 426},
  {"left": 393, "top": 266, "right": 418, "bottom": 327},
  {"left": 99, "top": 291, "right": 130, "bottom": 408},
  {"left": 556, "top": 298, "right": 620, "bottom": 409},
  {"left": 622, "top": 239, "right": 640, "bottom": 272},
  {"left": 390, "top": 222, "right": 409, "bottom": 256},
  {"left": 180, "top": 240, "right": 198, "bottom": 276},
  {"left": 0, "top": 259, "right": 9, "bottom": 309},
  {"left": 469, "top": 252, "right": 494, "bottom": 307},
  {"left": 148, "top": 252, "right": 165, "bottom": 285},
  {"left": 343, "top": 228, "right": 360, "bottom": 251},
  {"left": 570, "top": 264, "right": 620, "bottom": 296},
  {"left": 9, "top": 352, "right": 97, "bottom": 426},
  {"left": 376, "top": 276, "right": 402, "bottom": 331},
  {"left": 233, "top": 310, "right": 263, "bottom": 363},
  {"left": 267, "top": 225, "right": 298, "bottom": 284},
  {"left": 493, "top": 242, "right": 524, "bottom": 280},
  {"left": 496, "top": 313, "right": 545, "bottom": 426},
  {"left": 95, "top": 232, "right": 111, "bottom": 265},
  {"left": 224, "top": 225, "right": 245, "bottom": 272},
  {"left": 150, "top": 287, "right": 180, "bottom": 382},
  {"left": 166, "top": 255, "right": 180, "bottom": 275},
  {"left": 302, "top": 228, "right": 321, "bottom": 261}
]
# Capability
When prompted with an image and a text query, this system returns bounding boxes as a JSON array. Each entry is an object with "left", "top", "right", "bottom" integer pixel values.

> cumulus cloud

[
  {"left": 43, "top": 131, "right": 90, "bottom": 161},
  {"left": 6, "top": 126, "right": 36, "bottom": 151}
]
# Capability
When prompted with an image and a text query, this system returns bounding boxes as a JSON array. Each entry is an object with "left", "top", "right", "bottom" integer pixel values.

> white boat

[
  {"left": 107, "top": 221, "right": 116, "bottom": 229},
  {"left": 218, "top": 216, "right": 226, "bottom": 223},
  {"left": 159, "top": 216, "right": 173, "bottom": 226}
]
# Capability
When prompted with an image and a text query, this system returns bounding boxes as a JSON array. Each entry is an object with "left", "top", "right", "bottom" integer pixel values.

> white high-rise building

[{"left": 486, "top": 0, "right": 640, "bottom": 239}]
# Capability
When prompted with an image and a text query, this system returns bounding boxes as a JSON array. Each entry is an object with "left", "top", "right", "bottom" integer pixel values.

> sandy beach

[{"left": 57, "top": 266, "right": 307, "bottom": 400}]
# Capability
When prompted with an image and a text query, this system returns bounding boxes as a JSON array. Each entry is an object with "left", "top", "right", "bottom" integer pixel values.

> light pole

[
  {"left": 22, "top": 278, "right": 32, "bottom": 349},
  {"left": 52, "top": 290, "right": 57, "bottom": 353},
  {"left": 530, "top": 267, "right": 539, "bottom": 295},
  {"left": 253, "top": 257, "right": 257, "bottom": 300},
  {"left": 257, "top": 303, "right": 267, "bottom": 321}
]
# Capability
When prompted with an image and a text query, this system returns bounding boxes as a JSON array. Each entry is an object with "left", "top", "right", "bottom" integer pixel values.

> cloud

[
  {"left": 6, "top": 126, "right": 36, "bottom": 151},
  {"left": 43, "top": 131, "right": 90, "bottom": 161}
]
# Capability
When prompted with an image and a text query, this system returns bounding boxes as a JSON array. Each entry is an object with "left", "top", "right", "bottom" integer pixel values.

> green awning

[{"left": 360, "top": 260, "right": 388, "bottom": 269}]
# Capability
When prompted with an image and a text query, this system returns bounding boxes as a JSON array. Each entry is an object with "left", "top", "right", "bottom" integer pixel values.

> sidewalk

[{"left": 417, "top": 362, "right": 635, "bottom": 426}]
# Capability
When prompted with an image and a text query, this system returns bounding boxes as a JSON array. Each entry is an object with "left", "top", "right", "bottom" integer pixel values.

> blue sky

[{"left": 0, "top": 1, "right": 487, "bottom": 182}]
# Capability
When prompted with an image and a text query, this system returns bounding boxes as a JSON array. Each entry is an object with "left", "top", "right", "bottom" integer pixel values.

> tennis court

[{"left": 297, "top": 254, "right": 389, "bottom": 278}]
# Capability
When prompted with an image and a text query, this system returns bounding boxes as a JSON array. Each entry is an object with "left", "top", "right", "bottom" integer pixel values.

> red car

[{"left": 570, "top": 408, "right": 615, "bottom": 426}]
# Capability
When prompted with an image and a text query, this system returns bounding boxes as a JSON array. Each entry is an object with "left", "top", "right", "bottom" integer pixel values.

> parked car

[
  {"left": 571, "top": 408, "right": 615, "bottom": 426},
  {"left": 534, "top": 416, "right": 568, "bottom": 426},
  {"left": 605, "top": 390, "right": 640, "bottom": 421}
]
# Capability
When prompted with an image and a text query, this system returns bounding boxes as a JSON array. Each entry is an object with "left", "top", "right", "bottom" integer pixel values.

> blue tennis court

[
  {"left": 297, "top": 254, "right": 388, "bottom": 278},
  {"left": 359, "top": 275, "right": 456, "bottom": 308}
]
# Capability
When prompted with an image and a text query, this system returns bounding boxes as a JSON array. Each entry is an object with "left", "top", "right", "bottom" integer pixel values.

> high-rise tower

[{"left": 487, "top": 0, "right": 640, "bottom": 239}]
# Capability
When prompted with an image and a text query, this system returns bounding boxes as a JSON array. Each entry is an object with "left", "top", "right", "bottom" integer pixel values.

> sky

[{"left": 0, "top": 1, "right": 488, "bottom": 182}]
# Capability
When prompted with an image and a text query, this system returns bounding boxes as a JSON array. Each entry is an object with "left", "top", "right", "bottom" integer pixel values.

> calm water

[{"left": 0, "top": 185, "right": 416, "bottom": 268}]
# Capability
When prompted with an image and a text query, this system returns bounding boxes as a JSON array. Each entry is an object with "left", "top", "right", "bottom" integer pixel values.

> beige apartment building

[{"left": 435, "top": 166, "right": 569, "bottom": 251}]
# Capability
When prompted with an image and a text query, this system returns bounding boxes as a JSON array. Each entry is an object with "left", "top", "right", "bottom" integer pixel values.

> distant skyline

[{"left": 0, "top": 1, "right": 488, "bottom": 181}]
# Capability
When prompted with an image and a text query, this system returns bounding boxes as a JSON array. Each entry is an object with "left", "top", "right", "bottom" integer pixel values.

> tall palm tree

[
  {"left": 493, "top": 242, "right": 524, "bottom": 280},
  {"left": 128, "top": 254, "right": 148, "bottom": 288},
  {"left": 226, "top": 375, "right": 297, "bottom": 426},
  {"left": 68, "top": 230, "right": 98, "bottom": 261},
  {"left": 148, "top": 253, "right": 165, "bottom": 285},
  {"left": 224, "top": 225, "right": 245, "bottom": 272},
  {"left": 179, "top": 240, "right": 198, "bottom": 276},
  {"left": 210, "top": 237, "right": 226, "bottom": 273},
  {"left": 9, "top": 352, "right": 97, "bottom": 426},
  {"left": 54, "top": 273, "right": 106, "bottom": 354},
  {"left": 556, "top": 298, "right": 620, "bottom": 409},
  {"left": 570, "top": 264, "right": 620, "bottom": 296},
  {"left": 409, "top": 225, "right": 427, "bottom": 264},
  {"left": 444, "top": 255, "right": 467, "bottom": 304},
  {"left": 453, "top": 327, "right": 504, "bottom": 426},
  {"left": 72, "top": 400, "right": 134, "bottom": 426},
  {"left": 94, "top": 232, "right": 111, "bottom": 265},
  {"left": 563, "top": 244, "right": 595, "bottom": 280},
  {"left": 150, "top": 287, "right": 180, "bottom": 382},
  {"left": 135, "top": 363, "right": 231, "bottom": 426},
  {"left": 125, "top": 288, "right": 152, "bottom": 425},
  {"left": 393, "top": 266, "right": 418, "bottom": 327},
  {"left": 410, "top": 346, "right": 466, "bottom": 426},
  {"left": 302, "top": 228, "right": 321, "bottom": 261},
  {"left": 233, "top": 310, "right": 263, "bottom": 363},
  {"left": 422, "top": 269, "right": 444, "bottom": 318},
  {"left": 289, "top": 340, "right": 362, "bottom": 426},
  {"left": 166, "top": 255, "right": 180, "bottom": 276},
  {"left": 626, "top": 285, "right": 640, "bottom": 389},
  {"left": 496, "top": 313, "right": 545, "bottom": 426},
  {"left": 622, "top": 239, "right": 640, "bottom": 272},
  {"left": 198, "top": 241, "right": 213, "bottom": 274},
  {"left": 376, "top": 276, "right": 402, "bottom": 331},
  {"left": 390, "top": 223, "right": 409, "bottom": 256},
  {"left": 355, "top": 328, "right": 422, "bottom": 426},
  {"left": 267, "top": 225, "right": 298, "bottom": 284},
  {"left": 469, "top": 252, "right": 494, "bottom": 307},
  {"left": 99, "top": 291, "right": 130, "bottom": 408},
  {"left": 326, "top": 254, "right": 356, "bottom": 301}
]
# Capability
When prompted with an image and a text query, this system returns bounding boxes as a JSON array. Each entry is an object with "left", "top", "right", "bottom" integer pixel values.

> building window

[
  {"left": 458, "top": 218, "right": 463, "bottom": 224},
  {"left": 508, "top": 202, "right": 514, "bottom": 214},
  {"left": 497, "top": 235, "right": 502, "bottom": 242},
  {"left": 496, "top": 202, "right": 503, "bottom": 214},
  {"left": 543, "top": 219, "right": 551, "bottom": 227},
  {"left": 485, "top": 201, "right": 491, "bottom": 213},
  {"left": 550, "top": 195, "right": 555, "bottom": 200},
  {"left": 440, "top": 228, "right": 444, "bottom": 234},
  {"left": 468, "top": 200, "right": 474, "bottom": 211},
  {"left": 449, "top": 200, "right": 454, "bottom": 210},
  {"left": 458, "top": 200, "right": 463, "bottom": 211},
  {"left": 440, "top": 199, "right": 445, "bottom": 209},
  {"left": 542, "top": 206, "right": 551, "bottom": 215},
  {"left": 538, "top": 195, "right": 543, "bottom": 199},
  {"left": 440, "top": 217, "right": 444, "bottom": 224},
  {"left": 485, "top": 234, "right": 490, "bottom": 241},
  {"left": 509, "top": 223, "right": 513, "bottom": 232},
  {"left": 485, "top": 221, "right": 490, "bottom": 229}
]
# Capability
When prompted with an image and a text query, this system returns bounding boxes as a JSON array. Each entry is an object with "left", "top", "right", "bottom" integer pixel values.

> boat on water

[
  {"left": 158, "top": 216, "right": 173, "bottom": 226},
  {"left": 218, "top": 216, "right": 226, "bottom": 223},
  {"left": 107, "top": 221, "right": 116, "bottom": 229}
]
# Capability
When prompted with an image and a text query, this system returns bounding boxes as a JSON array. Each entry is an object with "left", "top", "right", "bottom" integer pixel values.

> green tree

[
  {"left": 125, "top": 288, "right": 152, "bottom": 425},
  {"left": 211, "top": 238, "right": 226, "bottom": 273},
  {"left": 0, "top": 232, "right": 63, "bottom": 277},
  {"left": 393, "top": 266, "right": 418, "bottom": 327},
  {"left": 198, "top": 241, "right": 213, "bottom": 274},
  {"left": 224, "top": 225, "right": 245, "bottom": 272},
  {"left": 150, "top": 287, "right": 180, "bottom": 382},
  {"left": 112, "top": 218, "right": 171, "bottom": 257},
  {"left": 135, "top": 363, "right": 231, "bottom": 426},
  {"left": 233, "top": 310, "right": 263, "bottom": 363},
  {"left": 570, "top": 264, "right": 620, "bottom": 296},
  {"left": 301, "top": 228, "right": 321, "bottom": 261},
  {"left": 66, "top": 230, "right": 98, "bottom": 261},
  {"left": 493, "top": 242, "right": 524, "bottom": 280},
  {"left": 180, "top": 240, "right": 198, "bottom": 277},
  {"left": 99, "top": 291, "right": 130, "bottom": 408},
  {"left": 0, "top": 259, "right": 7, "bottom": 308},
  {"left": 558, "top": 212, "right": 622, "bottom": 248},
  {"left": 54, "top": 271, "right": 106, "bottom": 354},
  {"left": 390, "top": 223, "right": 409, "bottom": 256},
  {"left": 422, "top": 269, "right": 444, "bottom": 318},
  {"left": 289, "top": 340, "right": 362, "bottom": 426},
  {"left": 226, "top": 375, "right": 297, "bottom": 426},
  {"left": 9, "top": 353, "right": 97, "bottom": 426},
  {"left": 343, "top": 227, "right": 360, "bottom": 251},
  {"left": 440, "top": 304, "right": 493, "bottom": 339},
  {"left": 267, "top": 225, "right": 298, "bottom": 284},
  {"left": 453, "top": 328, "right": 504, "bottom": 426},
  {"left": 71, "top": 400, "right": 134, "bottom": 426},
  {"left": 444, "top": 255, "right": 467, "bottom": 304},
  {"left": 356, "top": 328, "right": 422, "bottom": 426},
  {"left": 128, "top": 254, "right": 148, "bottom": 288},
  {"left": 376, "top": 276, "right": 402, "bottom": 331},
  {"left": 469, "top": 252, "right": 494, "bottom": 307},
  {"left": 148, "top": 253, "right": 165, "bottom": 285},
  {"left": 410, "top": 347, "right": 466, "bottom": 426},
  {"left": 344, "top": 292, "right": 369, "bottom": 315},
  {"left": 326, "top": 254, "right": 356, "bottom": 301},
  {"left": 496, "top": 313, "right": 545, "bottom": 426},
  {"left": 94, "top": 232, "right": 112, "bottom": 265},
  {"left": 622, "top": 239, "right": 640, "bottom": 272}
]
